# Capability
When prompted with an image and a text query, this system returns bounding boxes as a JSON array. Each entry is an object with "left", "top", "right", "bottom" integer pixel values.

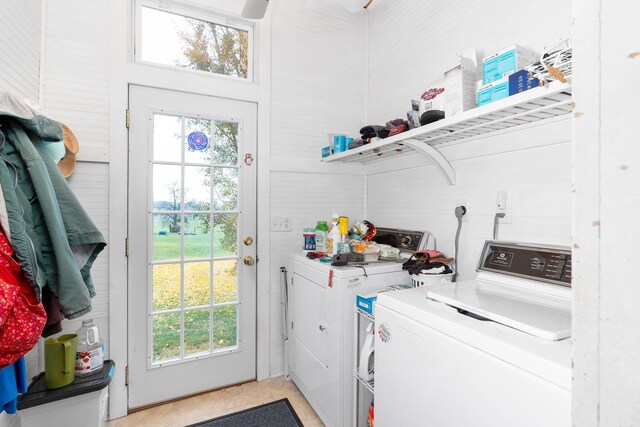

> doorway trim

[{"left": 108, "top": 0, "right": 271, "bottom": 419}]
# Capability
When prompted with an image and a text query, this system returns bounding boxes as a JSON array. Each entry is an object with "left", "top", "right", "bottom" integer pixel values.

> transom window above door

[{"left": 135, "top": 1, "right": 254, "bottom": 81}]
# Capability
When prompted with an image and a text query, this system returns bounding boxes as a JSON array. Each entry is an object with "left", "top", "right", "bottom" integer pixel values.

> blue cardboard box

[
  {"left": 478, "top": 77, "right": 510, "bottom": 106},
  {"left": 356, "top": 293, "right": 377, "bottom": 315},
  {"left": 482, "top": 45, "right": 538, "bottom": 84},
  {"left": 508, "top": 69, "right": 540, "bottom": 95},
  {"left": 322, "top": 146, "right": 331, "bottom": 158}
]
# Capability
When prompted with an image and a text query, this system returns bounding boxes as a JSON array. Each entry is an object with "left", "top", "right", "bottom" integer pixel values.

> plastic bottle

[
  {"left": 315, "top": 221, "right": 329, "bottom": 253},
  {"left": 338, "top": 216, "right": 350, "bottom": 254},
  {"left": 75, "top": 319, "right": 104, "bottom": 377},
  {"left": 303, "top": 228, "right": 316, "bottom": 252},
  {"left": 359, "top": 322, "right": 375, "bottom": 381},
  {"left": 327, "top": 213, "right": 341, "bottom": 256}
]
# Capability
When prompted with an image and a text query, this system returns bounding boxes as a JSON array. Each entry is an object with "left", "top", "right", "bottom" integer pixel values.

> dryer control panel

[
  {"left": 372, "top": 228, "right": 429, "bottom": 253},
  {"left": 477, "top": 241, "right": 572, "bottom": 287}
]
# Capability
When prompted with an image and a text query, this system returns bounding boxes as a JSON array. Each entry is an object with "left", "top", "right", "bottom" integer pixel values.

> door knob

[
  {"left": 244, "top": 236, "right": 254, "bottom": 246},
  {"left": 243, "top": 256, "right": 255, "bottom": 266}
]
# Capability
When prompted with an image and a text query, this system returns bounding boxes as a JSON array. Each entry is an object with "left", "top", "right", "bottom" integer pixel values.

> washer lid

[{"left": 426, "top": 281, "right": 571, "bottom": 341}]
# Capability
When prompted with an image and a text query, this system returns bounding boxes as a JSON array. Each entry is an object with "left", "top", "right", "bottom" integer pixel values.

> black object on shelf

[
  {"left": 420, "top": 110, "right": 445, "bottom": 125},
  {"left": 18, "top": 360, "right": 115, "bottom": 410}
]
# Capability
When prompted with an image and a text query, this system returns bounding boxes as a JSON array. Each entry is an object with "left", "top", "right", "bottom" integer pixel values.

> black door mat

[{"left": 185, "top": 398, "right": 304, "bottom": 427}]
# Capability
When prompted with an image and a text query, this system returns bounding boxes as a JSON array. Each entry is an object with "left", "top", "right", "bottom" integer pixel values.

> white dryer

[
  {"left": 287, "top": 228, "right": 433, "bottom": 427},
  {"left": 375, "top": 241, "right": 572, "bottom": 427}
]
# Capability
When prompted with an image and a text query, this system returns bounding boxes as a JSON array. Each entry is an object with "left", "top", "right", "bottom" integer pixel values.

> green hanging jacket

[{"left": 0, "top": 116, "right": 105, "bottom": 319}]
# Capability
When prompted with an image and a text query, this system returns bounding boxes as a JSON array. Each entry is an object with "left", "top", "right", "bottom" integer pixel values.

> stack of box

[{"left": 477, "top": 45, "right": 538, "bottom": 106}]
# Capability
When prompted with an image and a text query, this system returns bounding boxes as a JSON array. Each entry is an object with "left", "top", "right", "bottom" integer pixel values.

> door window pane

[
  {"left": 184, "top": 166, "right": 210, "bottom": 211},
  {"left": 184, "top": 262, "right": 210, "bottom": 308},
  {"left": 213, "top": 214, "right": 238, "bottom": 257},
  {"left": 153, "top": 165, "right": 182, "bottom": 211},
  {"left": 153, "top": 115, "right": 182, "bottom": 162},
  {"left": 140, "top": 6, "right": 251, "bottom": 80},
  {"left": 213, "top": 260, "right": 237, "bottom": 304},
  {"left": 153, "top": 214, "right": 181, "bottom": 261},
  {"left": 213, "top": 168, "right": 238, "bottom": 211},
  {"left": 213, "top": 305, "right": 237, "bottom": 350},
  {"left": 185, "top": 118, "right": 212, "bottom": 164},
  {"left": 153, "top": 312, "right": 181, "bottom": 362},
  {"left": 183, "top": 214, "right": 211, "bottom": 259},
  {"left": 184, "top": 309, "right": 210, "bottom": 355},
  {"left": 212, "top": 121, "right": 238, "bottom": 165},
  {"left": 152, "top": 263, "right": 181, "bottom": 311}
]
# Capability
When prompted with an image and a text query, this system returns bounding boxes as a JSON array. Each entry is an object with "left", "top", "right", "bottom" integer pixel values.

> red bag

[{"left": 0, "top": 229, "right": 46, "bottom": 368}]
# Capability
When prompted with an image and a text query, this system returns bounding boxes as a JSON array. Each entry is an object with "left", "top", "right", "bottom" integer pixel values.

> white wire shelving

[{"left": 322, "top": 80, "right": 572, "bottom": 185}]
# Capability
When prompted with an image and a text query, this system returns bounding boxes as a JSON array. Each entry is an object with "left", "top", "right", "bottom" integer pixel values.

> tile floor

[{"left": 107, "top": 377, "right": 324, "bottom": 427}]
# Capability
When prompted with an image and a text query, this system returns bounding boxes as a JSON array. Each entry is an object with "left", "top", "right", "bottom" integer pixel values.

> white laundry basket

[{"left": 411, "top": 273, "right": 454, "bottom": 288}]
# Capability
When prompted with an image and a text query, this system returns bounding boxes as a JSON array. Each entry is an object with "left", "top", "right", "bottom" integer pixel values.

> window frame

[{"left": 133, "top": 0, "right": 255, "bottom": 83}]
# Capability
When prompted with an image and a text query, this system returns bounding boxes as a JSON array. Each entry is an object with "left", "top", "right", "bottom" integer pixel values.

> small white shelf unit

[{"left": 322, "top": 80, "right": 572, "bottom": 185}]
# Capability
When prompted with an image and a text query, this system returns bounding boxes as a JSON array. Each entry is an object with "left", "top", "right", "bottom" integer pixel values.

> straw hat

[{"left": 58, "top": 124, "right": 79, "bottom": 178}]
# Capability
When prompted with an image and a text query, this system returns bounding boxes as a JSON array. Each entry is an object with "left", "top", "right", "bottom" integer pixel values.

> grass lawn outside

[
  {"left": 151, "top": 225, "right": 239, "bottom": 362},
  {"left": 152, "top": 225, "right": 236, "bottom": 261}
]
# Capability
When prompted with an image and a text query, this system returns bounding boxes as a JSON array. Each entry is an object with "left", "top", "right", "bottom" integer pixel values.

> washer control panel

[
  {"left": 372, "top": 228, "right": 426, "bottom": 253},
  {"left": 477, "top": 241, "right": 572, "bottom": 287}
]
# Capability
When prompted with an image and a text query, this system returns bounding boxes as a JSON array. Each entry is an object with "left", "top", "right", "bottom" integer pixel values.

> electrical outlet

[
  {"left": 496, "top": 192, "right": 512, "bottom": 224},
  {"left": 271, "top": 216, "right": 292, "bottom": 232},
  {"left": 455, "top": 200, "right": 469, "bottom": 222}
]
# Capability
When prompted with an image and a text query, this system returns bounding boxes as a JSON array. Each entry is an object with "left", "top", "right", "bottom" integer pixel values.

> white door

[{"left": 127, "top": 86, "right": 257, "bottom": 408}]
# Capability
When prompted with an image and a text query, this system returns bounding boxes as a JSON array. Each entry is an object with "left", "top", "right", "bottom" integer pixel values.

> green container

[
  {"left": 44, "top": 334, "right": 77, "bottom": 389},
  {"left": 315, "top": 221, "right": 329, "bottom": 253}
]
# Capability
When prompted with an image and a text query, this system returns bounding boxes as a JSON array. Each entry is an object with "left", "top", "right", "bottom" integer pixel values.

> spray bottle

[
  {"left": 338, "top": 216, "right": 350, "bottom": 254},
  {"left": 327, "top": 213, "right": 341, "bottom": 256}
]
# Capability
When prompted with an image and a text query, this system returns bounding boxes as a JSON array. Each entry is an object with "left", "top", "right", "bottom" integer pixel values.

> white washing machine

[
  {"left": 286, "top": 228, "right": 432, "bottom": 427},
  {"left": 375, "top": 241, "right": 572, "bottom": 427}
]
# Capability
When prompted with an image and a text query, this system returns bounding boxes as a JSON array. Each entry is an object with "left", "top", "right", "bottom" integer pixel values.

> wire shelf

[
  {"left": 354, "top": 371, "right": 375, "bottom": 394},
  {"left": 322, "top": 81, "right": 572, "bottom": 166},
  {"left": 356, "top": 308, "right": 375, "bottom": 323}
]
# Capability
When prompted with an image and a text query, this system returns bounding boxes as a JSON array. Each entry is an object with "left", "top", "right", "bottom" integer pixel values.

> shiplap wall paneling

[
  {"left": 39, "top": 0, "right": 112, "bottom": 362},
  {"left": 364, "top": 0, "right": 572, "bottom": 279},
  {"left": 367, "top": 121, "right": 572, "bottom": 281},
  {"left": 270, "top": 0, "right": 366, "bottom": 173},
  {"left": 41, "top": 0, "right": 110, "bottom": 163},
  {"left": 366, "top": 0, "right": 572, "bottom": 124},
  {"left": 269, "top": 0, "right": 366, "bottom": 375},
  {"left": 0, "top": 0, "right": 42, "bottom": 102},
  {"left": 0, "top": 2, "right": 42, "bottom": 426}
]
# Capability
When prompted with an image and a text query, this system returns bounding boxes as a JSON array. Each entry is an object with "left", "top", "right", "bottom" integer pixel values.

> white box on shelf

[{"left": 444, "top": 49, "right": 482, "bottom": 117}]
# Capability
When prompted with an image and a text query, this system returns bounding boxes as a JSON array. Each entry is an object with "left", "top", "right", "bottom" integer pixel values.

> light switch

[{"left": 271, "top": 216, "right": 292, "bottom": 232}]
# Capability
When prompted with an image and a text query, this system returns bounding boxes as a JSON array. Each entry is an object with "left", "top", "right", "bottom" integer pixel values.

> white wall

[
  {"left": 41, "top": 0, "right": 111, "bottom": 163},
  {"left": 365, "top": 0, "right": 572, "bottom": 280},
  {"left": 0, "top": 2, "right": 42, "bottom": 426},
  {"left": 268, "top": 0, "right": 367, "bottom": 375},
  {"left": 41, "top": 0, "right": 112, "bottom": 355},
  {"left": 0, "top": 2, "right": 110, "bottom": 425},
  {"left": 0, "top": 0, "right": 42, "bottom": 103},
  {"left": 572, "top": 1, "right": 640, "bottom": 425}
]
